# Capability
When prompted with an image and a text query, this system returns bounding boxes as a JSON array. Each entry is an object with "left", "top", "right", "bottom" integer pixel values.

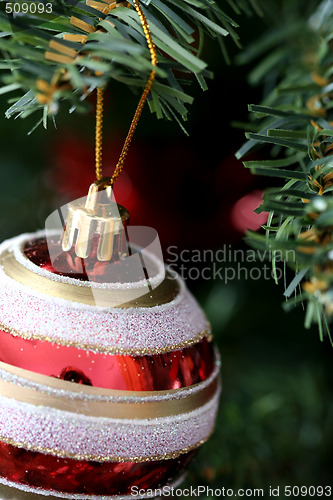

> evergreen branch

[
  {"left": 0, "top": 0, "right": 260, "bottom": 128},
  {"left": 237, "top": 0, "right": 333, "bottom": 343}
]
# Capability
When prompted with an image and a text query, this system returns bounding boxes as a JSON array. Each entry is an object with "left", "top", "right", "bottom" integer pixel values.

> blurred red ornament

[{"left": 230, "top": 190, "right": 268, "bottom": 233}]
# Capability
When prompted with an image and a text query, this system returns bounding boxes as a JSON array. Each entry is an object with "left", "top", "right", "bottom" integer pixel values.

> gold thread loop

[
  {"left": 110, "top": 0, "right": 158, "bottom": 186},
  {"left": 45, "top": 1, "right": 157, "bottom": 186},
  {"left": 95, "top": 87, "right": 104, "bottom": 180}
]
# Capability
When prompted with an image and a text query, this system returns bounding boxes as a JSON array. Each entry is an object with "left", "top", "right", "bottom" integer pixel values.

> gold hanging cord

[
  {"left": 95, "top": 86, "right": 104, "bottom": 181},
  {"left": 95, "top": 0, "right": 158, "bottom": 185}
]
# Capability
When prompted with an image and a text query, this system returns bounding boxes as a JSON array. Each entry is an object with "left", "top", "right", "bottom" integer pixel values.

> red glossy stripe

[
  {"left": 0, "top": 441, "right": 195, "bottom": 496},
  {"left": 0, "top": 330, "right": 214, "bottom": 390}
]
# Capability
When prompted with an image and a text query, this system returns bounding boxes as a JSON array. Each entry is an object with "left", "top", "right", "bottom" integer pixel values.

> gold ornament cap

[{"left": 62, "top": 177, "right": 129, "bottom": 261}]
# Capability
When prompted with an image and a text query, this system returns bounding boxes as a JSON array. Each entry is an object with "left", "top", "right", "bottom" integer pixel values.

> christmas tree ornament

[
  {"left": 0, "top": 1, "right": 220, "bottom": 498},
  {"left": 0, "top": 229, "right": 220, "bottom": 499}
]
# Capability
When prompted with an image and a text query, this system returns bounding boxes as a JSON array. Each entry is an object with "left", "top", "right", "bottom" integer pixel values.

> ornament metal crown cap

[
  {"left": 44, "top": 187, "right": 165, "bottom": 307},
  {"left": 62, "top": 177, "right": 129, "bottom": 262}
]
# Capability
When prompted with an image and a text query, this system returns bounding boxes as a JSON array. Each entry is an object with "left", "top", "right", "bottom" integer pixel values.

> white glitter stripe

[
  {"left": 0, "top": 474, "right": 186, "bottom": 499},
  {"left": 0, "top": 234, "right": 208, "bottom": 353},
  {"left": 0, "top": 389, "right": 219, "bottom": 461},
  {"left": 0, "top": 230, "right": 177, "bottom": 298},
  {"left": 0, "top": 359, "right": 221, "bottom": 403}
]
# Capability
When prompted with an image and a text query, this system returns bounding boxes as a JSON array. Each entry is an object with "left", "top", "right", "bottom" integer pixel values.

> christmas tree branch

[
  {"left": 237, "top": 0, "right": 333, "bottom": 341},
  {"left": 0, "top": 0, "right": 260, "bottom": 128}
]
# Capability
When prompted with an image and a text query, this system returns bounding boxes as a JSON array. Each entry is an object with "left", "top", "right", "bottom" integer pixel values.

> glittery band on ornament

[
  {"left": 0, "top": 387, "right": 220, "bottom": 462},
  {"left": 4, "top": 243, "right": 174, "bottom": 309},
  {"left": 0, "top": 473, "right": 187, "bottom": 499},
  {"left": 11, "top": 230, "right": 167, "bottom": 296},
  {"left": 0, "top": 232, "right": 209, "bottom": 355},
  {"left": 0, "top": 322, "right": 211, "bottom": 356}
]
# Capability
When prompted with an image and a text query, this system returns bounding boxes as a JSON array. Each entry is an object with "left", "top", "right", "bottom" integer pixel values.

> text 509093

[{"left": 5, "top": 2, "right": 53, "bottom": 14}]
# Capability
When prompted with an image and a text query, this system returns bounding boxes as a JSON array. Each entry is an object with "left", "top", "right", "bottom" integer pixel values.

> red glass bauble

[{"left": 0, "top": 232, "right": 220, "bottom": 498}]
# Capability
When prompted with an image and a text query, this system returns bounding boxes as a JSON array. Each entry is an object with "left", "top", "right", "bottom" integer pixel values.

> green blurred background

[{"left": 0, "top": 4, "right": 332, "bottom": 498}]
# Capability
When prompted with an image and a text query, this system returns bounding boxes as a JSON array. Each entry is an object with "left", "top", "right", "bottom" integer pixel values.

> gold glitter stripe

[
  {"left": 0, "top": 434, "right": 212, "bottom": 463},
  {"left": 0, "top": 377, "right": 218, "bottom": 419},
  {"left": 48, "top": 40, "right": 78, "bottom": 58},
  {"left": 63, "top": 34, "right": 88, "bottom": 43},
  {"left": 0, "top": 360, "right": 218, "bottom": 400},
  {"left": 70, "top": 16, "right": 96, "bottom": 33},
  {"left": 42, "top": 1, "right": 122, "bottom": 70},
  {"left": 0, "top": 320, "right": 211, "bottom": 355},
  {"left": 86, "top": 0, "right": 111, "bottom": 13},
  {"left": 44, "top": 52, "right": 75, "bottom": 64},
  {"left": 0, "top": 247, "right": 179, "bottom": 308}
]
